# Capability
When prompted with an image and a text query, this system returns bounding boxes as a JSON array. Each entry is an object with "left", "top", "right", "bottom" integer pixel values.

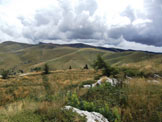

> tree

[
  {"left": 92, "top": 55, "right": 107, "bottom": 71},
  {"left": 1, "top": 69, "right": 10, "bottom": 79},
  {"left": 83, "top": 64, "right": 88, "bottom": 69},
  {"left": 69, "top": 66, "right": 72, "bottom": 69},
  {"left": 43, "top": 64, "right": 50, "bottom": 74},
  {"left": 92, "top": 55, "right": 119, "bottom": 77}
]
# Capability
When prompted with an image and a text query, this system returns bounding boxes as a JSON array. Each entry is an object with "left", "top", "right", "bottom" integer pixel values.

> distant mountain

[
  {"left": 1, "top": 41, "right": 161, "bottom": 53},
  {"left": 0, "top": 41, "right": 162, "bottom": 72}
]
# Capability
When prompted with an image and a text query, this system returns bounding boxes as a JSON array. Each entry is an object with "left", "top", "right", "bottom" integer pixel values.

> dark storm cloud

[
  {"left": 108, "top": 23, "right": 157, "bottom": 46},
  {"left": 109, "top": 0, "right": 162, "bottom": 46}
]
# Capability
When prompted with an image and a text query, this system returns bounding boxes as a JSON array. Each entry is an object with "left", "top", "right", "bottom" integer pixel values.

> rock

[
  {"left": 148, "top": 80, "right": 159, "bottom": 83},
  {"left": 83, "top": 85, "right": 91, "bottom": 88},
  {"left": 126, "top": 76, "right": 132, "bottom": 80},
  {"left": 83, "top": 77, "right": 119, "bottom": 89},
  {"left": 92, "top": 83, "right": 97, "bottom": 87},
  {"left": 106, "top": 78, "right": 118, "bottom": 86},
  {"left": 65, "top": 106, "right": 109, "bottom": 122},
  {"left": 97, "top": 79, "right": 102, "bottom": 85},
  {"left": 154, "top": 74, "right": 162, "bottom": 78}
]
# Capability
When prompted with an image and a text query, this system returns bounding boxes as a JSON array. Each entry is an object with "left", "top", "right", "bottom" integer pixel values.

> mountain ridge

[{"left": 1, "top": 41, "right": 161, "bottom": 54}]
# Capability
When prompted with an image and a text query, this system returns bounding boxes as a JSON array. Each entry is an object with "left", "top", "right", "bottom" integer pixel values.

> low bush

[
  {"left": 1, "top": 69, "right": 10, "bottom": 79},
  {"left": 67, "top": 84, "right": 122, "bottom": 122},
  {"left": 121, "top": 68, "right": 145, "bottom": 77},
  {"left": 43, "top": 64, "right": 50, "bottom": 74}
]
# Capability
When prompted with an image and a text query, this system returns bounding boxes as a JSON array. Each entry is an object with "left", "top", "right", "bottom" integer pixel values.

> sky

[{"left": 0, "top": 0, "right": 162, "bottom": 52}]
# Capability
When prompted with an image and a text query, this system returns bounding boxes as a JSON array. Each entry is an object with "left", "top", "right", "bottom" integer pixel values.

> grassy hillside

[
  {"left": 34, "top": 48, "right": 113, "bottom": 69},
  {"left": 0, "top": 41, "right": 32, "bottom": 52},
  {"left": 0, "top": 41, "right": 162, "bottom": 73}
]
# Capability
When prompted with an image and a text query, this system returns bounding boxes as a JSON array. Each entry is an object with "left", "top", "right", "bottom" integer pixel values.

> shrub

[
  {"left": 102, "top": 65, "right": 119, "bottom": 77},
  {"left": 1, "top": 69, "right": 10, "bottom": 79},
  {"left": 68, "top": 92, "right": 80, "bottom": 108},
  {"left": 68, "top": 89, "right": 121, "bottom": 122},
  {"left": 31, "top": 67, "right": 41, "bottom": 72},
  {"left": 18, "top": 70, "right": 24, "bottom": 74},
  {"left": 43, "top": 64, "right": 50, "bottom": 74},
  {"left": 69, "top": 66, "right": 72, "bottom": 69},
  {"left": 83, "top": 64, "right": 88, "bottom": 69},
  {"left": 121, "top": 67, "right": 145, "bottom": 77}
]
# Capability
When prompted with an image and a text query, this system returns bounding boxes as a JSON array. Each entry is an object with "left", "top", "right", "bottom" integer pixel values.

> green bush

[
  {"left": 67, "top": 88, "right": 121, "bottom": 122},
  {"left": 102, "top": 66, "right": 120, "bottom": 77},
  {"left": 69, "top": 66, "right": 72, "bottom": 69},
  {"left": 31, "top": 67, "right": 41, "bottom": 72},
  {"left": 83, "top": 64, "right": 88, "bottom": 69},
  {"left": 43, "top": 64, "right": 50, "bottom": 74},
  {"left": 121, "top": 68, "right": 145, "bottom": 77},
  {"left": 1, "top": 69, "right": 10, "bottom": 79},
  {"left": 68, "top": 92, "right": 80, "bottom": 108}
]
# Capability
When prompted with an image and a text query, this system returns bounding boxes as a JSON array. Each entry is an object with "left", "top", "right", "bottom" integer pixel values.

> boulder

[{"left": 65, "top": 106, "right": 109, "bottom": 122}]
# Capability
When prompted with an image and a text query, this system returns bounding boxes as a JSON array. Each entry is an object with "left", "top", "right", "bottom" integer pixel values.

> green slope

[
  {"left": 0, "top": 41, "right": 162, "bottom": 72},
  {"left": 34, "top": 48, "right": 113, "bottom": 69}
]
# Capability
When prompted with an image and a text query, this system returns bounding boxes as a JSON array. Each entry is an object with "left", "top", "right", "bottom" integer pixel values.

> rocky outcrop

[
  {"left": 83, "top": 77, "right": 119, "bottom": 88},
  {"left": 65, "top": 106, "right": 109, "bottom": 122}
]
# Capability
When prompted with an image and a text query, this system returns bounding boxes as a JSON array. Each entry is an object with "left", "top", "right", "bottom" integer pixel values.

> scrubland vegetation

[
  {"left": 0, "top": 69, "right": 96, "bottom": 122},
  {"left": 0, "top": 59, "right": 161, "bottom": 122}
]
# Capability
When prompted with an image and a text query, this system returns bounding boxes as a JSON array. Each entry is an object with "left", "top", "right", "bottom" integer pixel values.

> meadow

[{"left": 0, "top": 69, "right": 161, "bottom": 122}]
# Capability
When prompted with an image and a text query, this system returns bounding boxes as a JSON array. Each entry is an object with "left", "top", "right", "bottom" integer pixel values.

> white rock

[
  {"left": 154, "top": 74, "right": 162, "bottom": 78},
  {"left": 90, "top": 79, "right": 102, "bottom": 87},
  {"left": 112, "top": 78, "right": 118, "bottom": 85},
  {"left": 106, "top": 78, "right": 118, "bottom": 86},
  {"left": 148, "top": 80, "right": 159, "bottom": 83},
  {"left": 126, "top": 76, "right": 132, "bottom": 80},
  {"left": 92, "top": 83, "right": 97, "bottom": 87},
  {"left": 106, "top": 78, "right": 113, "bottom": 85},
  {"left": 65, "top": 106, "right": 109, "bottom": 122},
  {"left": 83, "top": 77, "right": 119, "bottom": 89},
  {"left": 19, "top": 73, "right": 31, "bottom": 76},
  {"left": 83, "top": 85, "right": 91, "bottom": 88},
  {"left": 97, "top": 79, "right": 102, "bottom": 85}
]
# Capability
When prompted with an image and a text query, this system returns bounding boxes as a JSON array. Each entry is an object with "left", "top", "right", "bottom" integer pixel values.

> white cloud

[
  {"left": 0, "top": 0, "right": 162, "bottom": 52},
  {"left": 132, "top": 19, "right": 152, "bottom": 25}
]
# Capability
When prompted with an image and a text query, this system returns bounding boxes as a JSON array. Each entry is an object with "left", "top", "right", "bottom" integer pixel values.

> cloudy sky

[{"left": 0, "top": 0, "right": 162, "bottom": 52}]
